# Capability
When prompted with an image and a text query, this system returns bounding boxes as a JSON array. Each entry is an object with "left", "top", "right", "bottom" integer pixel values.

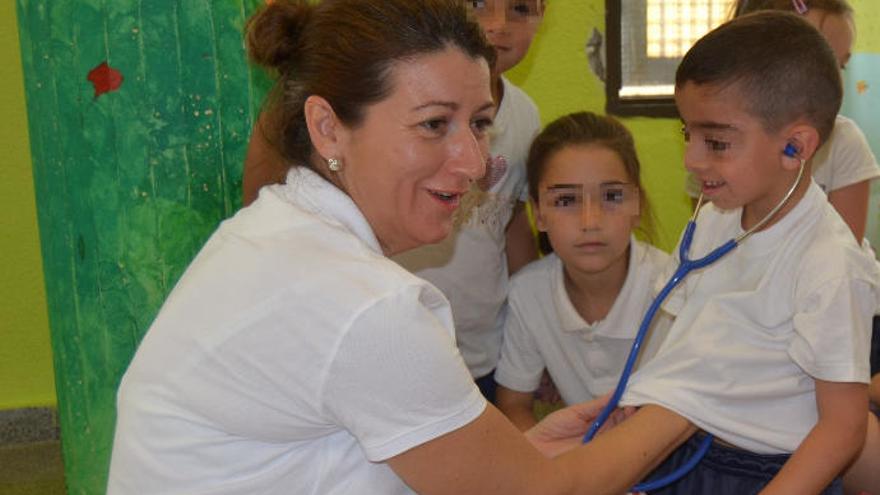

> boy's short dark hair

[{"left": 675, "top": 11, "right": 842, "bottom": 144}]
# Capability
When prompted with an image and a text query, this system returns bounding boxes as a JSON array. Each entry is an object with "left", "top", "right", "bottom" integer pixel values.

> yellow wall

[
  {"left": 851, "top": 0, "right": 880, "bottom": 53},
  {"left": 0, "top": 3, "right": 56, "bottom": 409}
]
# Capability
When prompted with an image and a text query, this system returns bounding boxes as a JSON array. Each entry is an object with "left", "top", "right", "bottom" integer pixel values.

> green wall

[
  {"left": 0, "top": 0, "right": 55, "bottom": 410},
  {"left": 16, "top": 1, "right": 269, "bottom": 493}
]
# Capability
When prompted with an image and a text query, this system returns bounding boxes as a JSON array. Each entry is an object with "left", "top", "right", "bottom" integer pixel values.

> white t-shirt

[
  {"left": 621, "top": 181, "right": 879, "bottom": 455},
  {"left": 687, "top": 115, "right": 880, "bottom": 197},
  {"left": 812, "top": 115, "right": 880, "bottom": 194},
  {"left": 495, "top": 239, "right": 670, "bottom": 405},
  {"left": 108, "top": 167, "right": 486, "bottom": 495},
  {"left": 394, "top": 76, "right": 542, "bottom": 379}
]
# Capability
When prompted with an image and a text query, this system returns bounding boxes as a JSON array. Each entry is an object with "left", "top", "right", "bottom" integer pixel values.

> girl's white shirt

[{"left": 495, "top": 238, "right": 671, "bottom": 405}]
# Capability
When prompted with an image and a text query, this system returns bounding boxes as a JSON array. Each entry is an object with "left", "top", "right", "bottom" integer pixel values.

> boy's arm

[
  {"left": 505, "top": 202, "right": 539, "bottom": 275},
  {"left": 760, "top": 380, "right": 868, "bottom": 495},
  {"left": 496, "top": 384, "right": 539, "bottom": 431}
]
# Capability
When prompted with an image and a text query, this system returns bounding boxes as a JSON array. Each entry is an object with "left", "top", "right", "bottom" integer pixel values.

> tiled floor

[{"left": 0, "top": 440, "right": 66, "bottom": 495}]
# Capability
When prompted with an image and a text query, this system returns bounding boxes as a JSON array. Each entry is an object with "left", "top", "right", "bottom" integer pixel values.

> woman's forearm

[{"left": 551, "top": 405, "right": 696, "bottom": 495}]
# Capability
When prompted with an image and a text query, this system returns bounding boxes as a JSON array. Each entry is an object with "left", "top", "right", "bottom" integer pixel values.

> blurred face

[
  {"left": 334, "top": 47, "right": 495, "bottom": 256},
  {"left": 467, "top": 0, "right": 543, "bottom": 74},
  {"left": 804, "top": 10, "right": 854, "bottom": 69},
  {"left": 677, "top": 82, "right": 800, "bottom": 229},
  {"left": 534, "top": 144, "right": 639, "bottom": 276}
]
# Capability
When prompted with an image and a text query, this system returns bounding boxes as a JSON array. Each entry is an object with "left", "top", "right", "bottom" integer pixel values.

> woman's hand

[{"left": 524, "top": 395, "right": 636, "bottom": 458}]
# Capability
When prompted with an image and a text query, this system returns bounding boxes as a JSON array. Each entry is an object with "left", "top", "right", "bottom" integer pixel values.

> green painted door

[{"left": 16, "top": 1, "right": 271, "bottom": 492}]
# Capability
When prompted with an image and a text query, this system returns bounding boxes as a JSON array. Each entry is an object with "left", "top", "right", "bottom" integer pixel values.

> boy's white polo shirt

[
  {"left": 621, "top": 182, "right": 879, "bottom": 454},
  {"left": 495, "top": 238, "right": 670, "bottom": 405}
]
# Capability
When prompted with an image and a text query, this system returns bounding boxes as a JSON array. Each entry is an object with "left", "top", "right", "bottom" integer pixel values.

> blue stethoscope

[{"left": 582, "top": 145, "right": 806, "bottom": 492}]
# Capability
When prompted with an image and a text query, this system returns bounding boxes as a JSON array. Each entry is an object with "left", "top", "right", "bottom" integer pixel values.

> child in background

[
  {"left": 620, "top": 12, "right": 879, "bottom": 494},
  {"left": 393, "top": 0, "right": 544, "bottom": 401},
  {"left": 685, "top": 0, "right": 879, "bottom": 242},
  {"left": 493, "top": 111, "right": 669, "bottom": 431}
]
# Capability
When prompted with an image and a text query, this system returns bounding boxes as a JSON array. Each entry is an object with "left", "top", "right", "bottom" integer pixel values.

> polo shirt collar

[
  {"left": 553, "top": 237, "right": 643, "bottom": 339},
  {"left": 281, "top": 166, "right": 383, "bottom": 254}
]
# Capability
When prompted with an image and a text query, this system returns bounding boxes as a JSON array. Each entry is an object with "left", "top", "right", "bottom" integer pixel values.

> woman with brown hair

[{"left": 107, "top": 1, "right": 693, "bottom": 493}]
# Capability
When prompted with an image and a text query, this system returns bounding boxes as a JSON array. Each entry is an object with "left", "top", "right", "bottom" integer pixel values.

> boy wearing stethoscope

[{"left": 617, "top": 11, "right": 879, "bottom": 495}]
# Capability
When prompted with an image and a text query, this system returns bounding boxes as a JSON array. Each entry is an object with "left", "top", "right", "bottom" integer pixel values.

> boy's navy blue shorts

[
  {"left": 475, "top": 371, "right": 497, "bottom": 404},
  {"left": 873, "top": 315, "right": 879, "bottom": 419},
  {"left": 872, "top": 315, "right": 879, "bottom": 376},
  {"left": 642, "top": 434, "right": 842, "bottom": 495}
]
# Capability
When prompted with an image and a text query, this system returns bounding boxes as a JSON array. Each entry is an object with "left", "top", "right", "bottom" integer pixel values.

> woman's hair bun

[{"left": 246, "top": 0, "right": 313, "bottom": 71}]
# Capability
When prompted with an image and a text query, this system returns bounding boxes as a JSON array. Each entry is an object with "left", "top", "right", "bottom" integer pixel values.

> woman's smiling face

[{"left": 333, "top": 47, "right": 495, "bottom": 255}]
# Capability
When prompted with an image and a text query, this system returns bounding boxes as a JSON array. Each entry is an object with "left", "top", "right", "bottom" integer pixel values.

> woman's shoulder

[{"left": 210, "top": 183, "right": 442, "bottom": 308}]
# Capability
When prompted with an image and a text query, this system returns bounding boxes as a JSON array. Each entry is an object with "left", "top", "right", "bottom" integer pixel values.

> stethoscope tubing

[
  {"left": 582, "top": 224, "right": 738, "bottom": 442},
  {"left": 582, "top": 222, "right": 737, "bottom": 492}
]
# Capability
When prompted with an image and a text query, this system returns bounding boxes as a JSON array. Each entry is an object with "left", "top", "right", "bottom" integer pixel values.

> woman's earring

[{"left": 327, "top": 157, "right": 342, "bottom": 172}]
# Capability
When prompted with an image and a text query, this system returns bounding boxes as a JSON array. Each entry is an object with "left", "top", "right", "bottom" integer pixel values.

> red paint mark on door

[{"left": 87, "top": 62, "right": 124, "bottom": 98}]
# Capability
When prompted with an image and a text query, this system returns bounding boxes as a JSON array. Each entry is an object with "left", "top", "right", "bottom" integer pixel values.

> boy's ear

[
  {"left": 304, "top": 95, "right": 346, "bottom": 161},
  {"left": 531, "top": 198, "right": 549, "bottom": 232},
  {"left": 782, "top": 124, "right": 821, "bottom": 170}
]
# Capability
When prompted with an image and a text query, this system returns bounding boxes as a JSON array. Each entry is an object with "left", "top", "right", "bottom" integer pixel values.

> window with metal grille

[{"left": 605, "top": 0, "right": 734, "bottom": 117}]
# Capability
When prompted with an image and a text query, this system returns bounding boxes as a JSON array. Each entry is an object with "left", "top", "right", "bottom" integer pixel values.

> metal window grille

[{"left": 607, "top": 0, "right": 734, "bottom": 116}]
